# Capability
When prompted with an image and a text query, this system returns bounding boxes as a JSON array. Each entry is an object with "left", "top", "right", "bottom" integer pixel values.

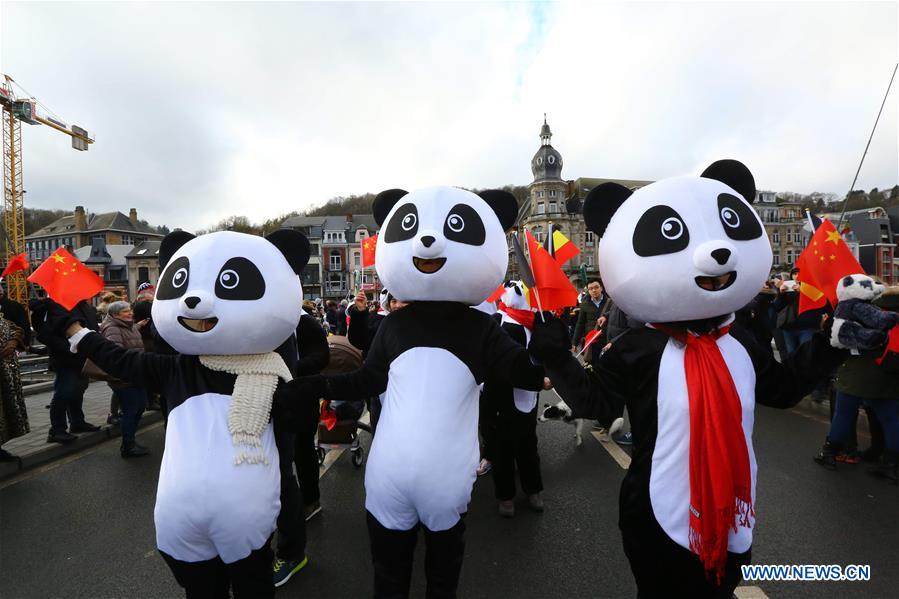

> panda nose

[
  {"left": 711, "top": 249, "right": 731, "bottom": 265},
  {"left": 420, "top": 235, "right": 436, "bottom": 248},
  {"left": 184, "top": 296, "right": 201, "bottom": 309}
]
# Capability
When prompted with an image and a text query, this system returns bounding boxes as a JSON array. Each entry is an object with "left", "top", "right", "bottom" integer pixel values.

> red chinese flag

[
  {"left": 1, "top": 252, "right": 30, "bottom": 276},
  {"left": 795, "top": 219, "right": 864, "bottom": 312},
  {"left": 320, "top": 400, "right": 337, "bottom": 431},
  {"left": 583, "top": 329, "right": 603, "bottom": 350},
  {"left": 798, "top": 281, "right": 827, "bottom": 313},
  {"left": 27, "top": 247, "right": 104, "bottom": 310},
  {"left": 362, "top": 234, "right": 378, "bottom": 268},
  {"left": 525, "top": 230, "right": 579, "bottom": 310},
  {"left": 485, "top": 283, "right": 505, "bottom": 304}
]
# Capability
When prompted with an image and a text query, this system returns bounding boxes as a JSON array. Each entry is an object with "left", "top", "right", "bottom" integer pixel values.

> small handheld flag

[
  {"left": 27, "top": 248, "right": 104, "bottom": 310},
  {"left": 362, "top": 233, "right": 378, "bottom": 268},
  {"left": 1, "top": 253, "right": 30, "bottom": 277},
  {"left": 795, "top": 219, "right": 863, "bottom": 312}
]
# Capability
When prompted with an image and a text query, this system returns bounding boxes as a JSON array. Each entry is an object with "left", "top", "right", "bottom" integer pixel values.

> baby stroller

[{"left": 315, "top": 336, "right": 371, "bottom": 468}]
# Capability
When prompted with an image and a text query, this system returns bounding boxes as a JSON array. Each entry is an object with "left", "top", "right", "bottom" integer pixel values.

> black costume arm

[
  {"left": 76, "top": 331, "right": 177, "bottom": 391},
  {"left": 571, "top": 307, "right": 587, "bottom": 346},
  {"left": 730, "top": 325, "right": 846, "bottom": 409},
  {"left": 346, "top": 306, "right": 370, "bottom": 352},
  {"left": 295, "top": 314, "right": 330, "bottom": 375},
  {"left": 483, "top": 317, "right": 544, "bottom": 391},
  {"left": 544, "top": 350, "right": 628, "bottom": 427},
  {"left": 319, "top": 322, "right": 389, "bottom": 400}
]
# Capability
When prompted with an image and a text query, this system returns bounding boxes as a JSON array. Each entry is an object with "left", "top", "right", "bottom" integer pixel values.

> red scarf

[
  {"left": 652, "top": 324, "right": 754, "bottom": 583},
  {"left": 498, "top": 302, "right": 536, "bottom": 330}
]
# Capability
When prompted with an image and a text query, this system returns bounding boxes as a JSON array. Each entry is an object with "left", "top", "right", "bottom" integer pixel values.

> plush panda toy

[
  {"left": 301, "top": 186, "right": 546, "bottom": 598},
  {"left": 529, "top": 160, "right": 850, "bottom": 597},
  {"left": 64, "top": 229, "right": 310, "bottom": 598},
  {"left": 831, "top": 273, "right": 899, "bottom": 351}
]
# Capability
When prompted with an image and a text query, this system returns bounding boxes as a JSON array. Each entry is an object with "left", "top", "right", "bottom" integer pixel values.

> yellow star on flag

[
  {"left": 830, "top": 255, "right": 836, "bottom": 261},
  {"left": 826, "top": 230, "right": 842, "bottom": 245},
  {"left": 51, "top": 253, "right": 66, "bottom": 264}
]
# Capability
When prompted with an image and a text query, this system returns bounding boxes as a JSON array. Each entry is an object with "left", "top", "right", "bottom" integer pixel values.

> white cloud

[{"left": 1, "top": 1, "right": 896, "bottom": 232}]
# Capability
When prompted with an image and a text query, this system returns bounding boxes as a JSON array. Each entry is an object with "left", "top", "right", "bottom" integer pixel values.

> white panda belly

[
  {"left": 649, "top": 336, "right": 758, "bottom": 554},
  {"left": 154, "top": 393, "right": 281, "bottom": 564},
  {"left": 365, "top": 348, "right": 480, "bottom": 532}
]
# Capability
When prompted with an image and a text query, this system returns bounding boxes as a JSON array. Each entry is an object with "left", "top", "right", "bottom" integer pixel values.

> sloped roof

[
  {"left": 570, "top": 177, "right": 654, "bottom": 199},
  {"left": 281, "top": 216, "right": 327, "bottom": 228},
  {"left": 126, "top": 240, "right": 161, "bottom": 258},
  {"left": 27, "top": 210, "right": 162, "bottom": 239},
  {"left": 74, "top": 244, "right": 134, "bottom": 266}
]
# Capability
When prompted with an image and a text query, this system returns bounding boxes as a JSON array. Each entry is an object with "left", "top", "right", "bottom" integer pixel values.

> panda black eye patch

[
  {"left": 384, "top": 203, "right": 419, "bottom": 243},
  {"left": 156, "top": 256, "right": 190, "bottom": 300},
  {"left": 443, "top": 204, "right": 486, "bottom": 246},
  {"left": 632, "top": 205, "right": 690, "bottom": 257},
  {"left": 215, "top": 257, "right": 265, "bottom": 300},
  {"left": 717, "top": 193, "right": 763, "bottom": 240}
]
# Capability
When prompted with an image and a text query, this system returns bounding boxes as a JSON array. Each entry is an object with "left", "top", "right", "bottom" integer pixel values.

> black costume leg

[
  {"left": 514, "top": 405, "right": 543, "bottom": 496},
  {"left": 293, "top": 398, "right": 321, "bottom": 507},
  {"left": 227, "top": 541, "right": 276, "bottom": 599},
  {"left": 159, "top": 551, "right": 230, "bottom": 599},
  {"left": 491, "top": 407, "right": 516, "bottom": 500},
  {"left": 422, "top": 518, "right": 466, "bottom": 599},
  {"left": 274, "top": 429, "right": 306, "bottom": 561},
  {"left": 367, "top": 511, "right": 419, "bottom": 599},
  {"left": 622, "top": 522, "right": 748, "bottom": 599}
]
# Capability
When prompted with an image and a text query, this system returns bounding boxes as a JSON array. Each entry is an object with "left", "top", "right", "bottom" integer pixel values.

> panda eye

[
  {"left": 447, "top": 214, "right": 465, "bottom": 233},
  {"left": 156, "top": 256, "right": 190, "bottom": 300},
  {"left": 717, "top": 193, "right": 763, "bottom": 240},
  {"left": 384, "top": 203, "right": 419, "bottom": 243},
  {"left": 720, "top": 207, "right": 740, "bottom": 229},
  {"left": 215, "top": 257, "right": 265, "bottom": 300},
  {"left": 632, "top": 205, "right": 690, "bottom": 257},
  {"left": 172, "top": 268, "right": 188, "bottom": 288},
  {"left": 219, "top": 269, "right": 239, "bottom": 289},
  {"left": 660, "top": 217, "right": 685, "bottom": 240},
  {"left": 443, "top": 203, "right": 485, "bottom": 246}
]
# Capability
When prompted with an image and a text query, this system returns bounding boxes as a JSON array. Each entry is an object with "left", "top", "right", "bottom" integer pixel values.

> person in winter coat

[
  {"left": 101, "top": 301, "right": 150, "bottom": 458},
  {"left": 815, "top": 286, "right": 899, "bottom": 482},
  {"left": 571, "top": 278, "right": 609, "bottom": 350}
]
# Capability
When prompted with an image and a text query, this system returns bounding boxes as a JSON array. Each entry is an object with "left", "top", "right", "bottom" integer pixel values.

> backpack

[{"left": 322, "top": 335, "right": 364, "bottom": 374}]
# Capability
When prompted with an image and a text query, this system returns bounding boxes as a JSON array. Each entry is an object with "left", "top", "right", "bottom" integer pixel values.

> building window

[
  {"left": 585, "top": 254, "right": 594, "bottom": 267},
  {"left": 353, "top": 252, "right": 361, "bottom": 268},
  {"left": 329, "top": 250, "right": 341, "bottom": 271},
  {"left": 773, "top": 253, "right": 780, "bottom": 266},
  {"left": 537, "top": 202, "right": 545, "bottom": 215},
  {"left": 772, "top": 231, "right": 780, "bottom": 243},
  {"left": 138, "top": 266, "right": 149, "bottom": 282},
  {"left": 537, "top": 191, "right": 544, "bottom": 198},
  {"left": 549, "top": 190, "right": 557, "bottom": 197},
  {"left": 549, "top": 201, "right": 557, "bottom": 213},
  {"left": 585, "top": 231, "right": 595, "bottom": 246}
]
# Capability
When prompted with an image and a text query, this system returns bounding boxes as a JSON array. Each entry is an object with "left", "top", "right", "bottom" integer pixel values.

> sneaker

[
  {"left": 592, "top": 421, "right": 606, "bottom": 432},
  {"left": 0, "top": 449, "right": 17, "bottom": 462},
  {"left": 835, "top": 451, "right": 860, "bottom": 465},
  {"left": 106, "top": 413, "right": 120, "bottom": 426},
  {"left": 527, "top": 493, "right": 545, "bottom": 513},
  {"left": 476, "top": 459, "right": 492, "bottom": 476},
  {"left": 69, "top": 421, "right": 101, "bottom": 433},
  {"left": 47, "top": 431, "right": 77, "bottom": 444},
  {"left": 304, "top": 501, "right": 322, "bottom": 522},
  {"left": 614, "top": 431, "right": 633, "bottom": 446},
  {"left": 498, "top": 500, "right": 515, "bottom": 518},
  {"left": 273, "top": 556, "right": 308, "bottom": 588}
]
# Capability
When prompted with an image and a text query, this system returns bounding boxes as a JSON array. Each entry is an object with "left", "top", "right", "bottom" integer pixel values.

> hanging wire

[
  {"left": 836, "top": 63, "right": 898, "bottom": 230},
  {"left": 5, "top": 76, "right": 67, "bottom": 124}
]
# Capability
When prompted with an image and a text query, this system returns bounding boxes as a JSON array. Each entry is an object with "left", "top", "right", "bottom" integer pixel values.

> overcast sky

[{"left": 2, "top": 1, "right": 897, "bottom": 232}]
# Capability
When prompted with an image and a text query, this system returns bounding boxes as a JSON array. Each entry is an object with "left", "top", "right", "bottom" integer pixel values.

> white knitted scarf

[{"left": 199, "top": 352, "right": 293, "bottom": 466}]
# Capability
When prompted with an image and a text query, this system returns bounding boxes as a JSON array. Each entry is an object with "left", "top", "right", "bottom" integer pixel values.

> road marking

[
  {"left": 735, "top": 586, "right": 769, "bottom": 598},
  {"left": 591, "top": 431, "right": 631, "bottom": 469}
]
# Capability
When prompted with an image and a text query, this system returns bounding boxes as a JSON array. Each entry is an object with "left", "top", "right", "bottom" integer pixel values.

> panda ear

[
  {"left": 700, "top": 159, "right": 756, "bottom": 203},
  {"left": 265, "top": 229, "right": 311, "bottom": 275},
  {"left": 583, "top": 183, "right": 632, "bottom": 237},
  {"left": 478, "top": 190, "right": 518, "bottom": 231},
  {"left": 159, "top": 230, "right": 196, "bottom": 271},
  {"left": 373, "top": 189, "right": 409, "bottom": 226}
]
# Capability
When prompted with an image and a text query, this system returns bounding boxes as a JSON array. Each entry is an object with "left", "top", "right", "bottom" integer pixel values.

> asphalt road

[{"left": 1, "top": 399, "right": 897, "bottom": 599}]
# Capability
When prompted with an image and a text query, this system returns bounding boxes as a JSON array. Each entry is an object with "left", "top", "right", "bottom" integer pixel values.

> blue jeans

[
  {"left": 830, "top": 392, "right": 899, "bottom": 452},
  {"left": 49, "top": 366, "right": 90, "bottom": 434},
  {"left": 782, "top": 329, "right": 815, "bottom": 356},
  {"left": 116, "top": 386, "right": 146, "bottom": 446}
]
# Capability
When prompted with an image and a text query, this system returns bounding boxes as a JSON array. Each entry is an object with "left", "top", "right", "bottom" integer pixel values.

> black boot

[
  {"left": 813, "top": 438, "right": 842, "bottom": 470},
  {"left": 869, "top": 450, "right": 899, "bottom": 484},
  {"left": 121, "top": 443, "right": 150, "bottom": 458}
]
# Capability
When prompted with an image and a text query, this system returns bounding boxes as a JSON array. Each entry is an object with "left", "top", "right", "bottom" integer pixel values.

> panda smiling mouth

[
  {"left": 695, "top": 271, "right": 737, "bottom": 292},
  {"left": 413, "top": 257, "right": 447, "bottom": 274},
  {"left": 178, "top": 317, "right": 219, "bottom": 332}
]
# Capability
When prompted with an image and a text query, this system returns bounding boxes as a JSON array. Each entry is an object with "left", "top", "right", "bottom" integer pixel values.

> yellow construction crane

[{"left": 0, "top": 74, "right": 94, "bottom": 305}]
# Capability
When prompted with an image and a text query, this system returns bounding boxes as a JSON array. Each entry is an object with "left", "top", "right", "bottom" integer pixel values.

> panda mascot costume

[
  {"left": 482, "top": 280, "right": 544, "bottom": 516},
  {"left": 528, "top": 160, "right": 853, "bottom": 597},
  {"left": 61, "top": 229, "right": 310, "bottom": 598},
  {"left": 298, "top": 186, "right": 547, "bottom": 598}
]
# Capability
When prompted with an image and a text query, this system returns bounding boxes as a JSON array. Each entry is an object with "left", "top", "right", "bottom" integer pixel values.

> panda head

[
  {"left": 836, "top": 273, "right": 884, "bottom": 302},
  {"left": 500, "top": 280, "right": 531, "bottom": 311},
  {"left": 584, "top": 160, "right": 772, "bottom": 323},
  {"left": 372, "top": 186, "right": 518, "bottom": 305},
  {"left": 151, "top": 229, "right": 310, "bottom": 355}
]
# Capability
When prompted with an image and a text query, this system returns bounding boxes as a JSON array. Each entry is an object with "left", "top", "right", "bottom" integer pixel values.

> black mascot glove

[
  {"left": 529, "top": 311, "right": 572, "bottom": 368},
  {"left": 271, "top": 375, "right": 329, "bottom": 430}
]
